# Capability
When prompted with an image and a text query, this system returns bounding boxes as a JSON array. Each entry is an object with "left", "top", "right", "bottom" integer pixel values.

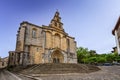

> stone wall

[
  {"left": 0, "top": 57, "right": 8, "bottom": 68},
  {"left": 16, "top": 26, "right": 25, "bottom": 51}
]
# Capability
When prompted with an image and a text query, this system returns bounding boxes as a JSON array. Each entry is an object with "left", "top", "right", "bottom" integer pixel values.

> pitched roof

[{"left": 112, "top": 16, "right": 120, "bottom": 35}]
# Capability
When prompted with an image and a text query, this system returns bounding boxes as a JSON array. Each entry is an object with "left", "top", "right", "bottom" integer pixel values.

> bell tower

[{"left": 49, "top": 11, "right": 64, "bottom": 31}]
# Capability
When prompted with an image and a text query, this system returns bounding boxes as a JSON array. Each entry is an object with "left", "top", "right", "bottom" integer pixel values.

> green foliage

[
  {"left": 97, "top": 57, "right": 106, "bottom": 63},
  {"left": 105, "top": 53, "right": 115, "bottom": 62},
  {"left": 77, "top": 47, "right": 89, "bottom": 63},
  {"left": 88, "top": 57, "right": 97, "bottom": 64},
  {"left": 77, "top": 47, "right": 120, "bottom": 64},
  {"left": 114, "top": 56, "right": 120, "bottom": 62},
  {"left": 89, "top": 50, "right": 96, "bottom": 57}
]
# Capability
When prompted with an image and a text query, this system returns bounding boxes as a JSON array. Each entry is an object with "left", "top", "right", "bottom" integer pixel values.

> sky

[{"left": 0, "top": 0, "right": 120, "bottom": 58}]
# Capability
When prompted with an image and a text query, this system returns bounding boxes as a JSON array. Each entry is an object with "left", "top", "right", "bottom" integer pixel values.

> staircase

[{"left": 17, "top": 63, "right": 100, "bottom": 74}]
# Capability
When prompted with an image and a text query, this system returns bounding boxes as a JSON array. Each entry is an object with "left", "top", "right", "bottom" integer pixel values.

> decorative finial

[
  {"left": 56, "top": 9, "right": 59, "bottom": 15},
  {"left": 56, "top": 9, "right": 58, "bottom": 12}
]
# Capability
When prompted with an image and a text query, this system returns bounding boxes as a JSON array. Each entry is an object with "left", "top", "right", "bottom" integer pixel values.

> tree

[
  {"left": 115, "top": 56, "right": 120, "bottom": 62},
  {"left": 105, "top": 53, "right": 115, "bottom": 63},
  {"left": 77, "top": 47, "right": 89, "bottom": 63},
  {"left": 97, "top": 57, "right": 106, "bottom": 63},
  {"left": 88, "top": 57, "right": 97, "bottom": 64},
  {"left": 89, "top": 50, "right": 96, "bottom": 57},
  {"left": 77, "top": 47, "right": 120, "bottom": 64}
]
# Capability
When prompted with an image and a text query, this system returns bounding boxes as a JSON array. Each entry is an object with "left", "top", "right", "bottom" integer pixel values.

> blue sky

[{"left": 0, "top": 0, "right": 120, "bottom": 57}]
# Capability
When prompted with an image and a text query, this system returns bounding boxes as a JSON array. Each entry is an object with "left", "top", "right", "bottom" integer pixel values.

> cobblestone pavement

[{"left": 33, "top": 66, "right": 120, "bottom": 80}]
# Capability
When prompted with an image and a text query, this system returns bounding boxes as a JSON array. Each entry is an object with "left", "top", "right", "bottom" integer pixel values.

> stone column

[
  {"left": 15, "top": 53, "right": 17, "bottom": 65},
  {"left": 22, "top": 53, "right": 28, "bottom": 66},
  {"left": 115, "top": 30, "right": 120, "bottom": 54},
  {"left": 43, "top": 31, "right": 46, "bottom": 63},
  {"left": 52, "top": 34, "right": 54, "bottom": 48},
  {"left": 19, "top": 53, "right": 23, "bottom": 65},
  {"left": 60, "top": 36, "right": 62, "bottom": 49},
  {"left": 43, "top": 31, "right": 46, "bottom": 50}
]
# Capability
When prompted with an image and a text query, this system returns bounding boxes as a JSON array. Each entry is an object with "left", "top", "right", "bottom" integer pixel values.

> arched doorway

[{"left": 51, "top": 50, "right": 64, "bottom": 63}]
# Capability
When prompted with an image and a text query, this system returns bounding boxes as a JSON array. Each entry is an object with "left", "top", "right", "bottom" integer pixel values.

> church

[{"left": 8, "top": 11, "right": 77, "bottom": 66}]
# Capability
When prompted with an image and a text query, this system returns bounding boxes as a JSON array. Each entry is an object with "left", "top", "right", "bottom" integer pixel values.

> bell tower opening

[{"left": 49, "top": 11, "right": 64, "bottom": 31}]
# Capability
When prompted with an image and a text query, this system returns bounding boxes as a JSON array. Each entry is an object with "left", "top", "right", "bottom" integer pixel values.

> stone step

[{"left": 17, "top": 63, "right": 100, "bottom": 74}]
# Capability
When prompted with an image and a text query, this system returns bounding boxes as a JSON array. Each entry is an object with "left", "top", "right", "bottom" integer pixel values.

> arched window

[
  {"left": 57, "top": 18, "right": 59, "bottom": 22},
  {"left": 32, "top": 29, "right": 37, "bottom": 38},
  {"left": 54, "top": 33, "right": 61, "bottom": 48},
  {"left": 46, "top": 31, "right": 52, "bottom": 48}
]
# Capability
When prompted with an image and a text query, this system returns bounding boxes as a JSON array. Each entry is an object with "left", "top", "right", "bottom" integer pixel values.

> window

[
  {"left": 37, "top": 48, "right": 39, "bottom": 52},
  {"left": 67, "top": 39, "right": 70, "bottom": 50},
  {"left": 2, "top": 62, "right": 4, "bottom": 66},
  {"left": 54, "top": 34, "right": 61, "bottom": 48},
  {"left": 32, "top": 29, "right": 37, "bottom": 38},
  {"left": 12, "top": 53, "right": 14, "bottom": 56},
  {"left": 57, "top": 18, "right": 59, "bottom": 22}
]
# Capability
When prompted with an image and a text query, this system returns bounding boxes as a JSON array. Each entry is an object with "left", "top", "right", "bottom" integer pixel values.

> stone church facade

[{"left": 8, "top": 11, "right": 77, "bottom": 66}]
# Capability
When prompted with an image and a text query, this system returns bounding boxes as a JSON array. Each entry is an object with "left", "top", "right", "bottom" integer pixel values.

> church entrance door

[{"left": 51, "top": 50, "right": 64, "bottom": 63}]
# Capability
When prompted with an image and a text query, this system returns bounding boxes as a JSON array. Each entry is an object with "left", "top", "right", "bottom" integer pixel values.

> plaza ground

[
  {"left": 31, "top": 66, "right": 120, "bottom": 80},
  {"left": 0, "top": 66, "right": 120, "bottom": 80}
]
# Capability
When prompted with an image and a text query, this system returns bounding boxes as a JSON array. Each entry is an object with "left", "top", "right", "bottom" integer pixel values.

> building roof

[
  {"left": 20, "top": 21, "right": 42, "bottom": 28},
  {"left": 113, "top": 46, "right": 117, "bottom": 49},
  {"left": 20, "top": 11, "right": 75, "bottom": 39},
  {"left": 112, "top": 16, "right": 120, "bottom": 35}
]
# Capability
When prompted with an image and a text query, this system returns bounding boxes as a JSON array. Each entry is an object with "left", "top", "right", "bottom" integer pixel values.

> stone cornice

[
  {"left": 45, "top": 48, "right": 68, "bottom": 53},
  {"left": 20, "top": 21, "right": 42, "bottom": 29},
  {"left": 20, "top": 21, "right": 75, "bottom": 39},
  {"left": 25, "top": 44, "right": 42, "bottom": 47},
  {"left": 42, "top": 26, "right": 75, "bottom": 39}
]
